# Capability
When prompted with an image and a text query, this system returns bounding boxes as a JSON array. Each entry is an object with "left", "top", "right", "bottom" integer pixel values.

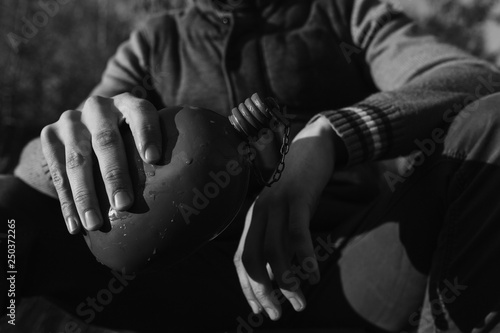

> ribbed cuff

[{"left": 310, "top": 100, "right": 399, "bottom": 166}]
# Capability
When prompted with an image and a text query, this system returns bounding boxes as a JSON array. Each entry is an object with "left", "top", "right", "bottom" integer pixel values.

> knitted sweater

[{"left": 15, "top": 0, "right": 500, "bottom": 197}]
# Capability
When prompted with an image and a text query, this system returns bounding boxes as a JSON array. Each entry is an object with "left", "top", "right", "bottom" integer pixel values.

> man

[{"left": 3, "top": 0, "right": 500, "bottom": 331}]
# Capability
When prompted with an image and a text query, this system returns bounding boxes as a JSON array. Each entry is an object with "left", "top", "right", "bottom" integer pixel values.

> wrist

[{"left": 305, "top": 115, "right": 348, "bottom": 168}]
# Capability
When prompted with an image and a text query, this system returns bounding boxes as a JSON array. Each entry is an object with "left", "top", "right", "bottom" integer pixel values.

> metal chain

[
  {"left": 251, "top": 115, "right": 291, "bottom": 187},
  {"left": 265, "top": 123, "right": 290, "bottom": 186}
]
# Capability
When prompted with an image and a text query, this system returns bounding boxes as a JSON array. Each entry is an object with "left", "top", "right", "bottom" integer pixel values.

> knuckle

[
  {"left": 115, "top": 92, "right": 141, "bottom": 109},
  {"left": 241, "top": 284, "right": 254, "bottom": 296},
  {"left": 40, "top": 125, "right": 55, "bottom": 143},
  {"left": 132, "top": 99, "right": 155, "bottom": 115},
  {"left": 102, "top": 167, "right": 126, "bottom": 184},
  {"left": 41, "top": 126, "right": 61, "bottom": 149},
  {"left": 59, "top": 110, "right": 79, "bottom": 123},
  {"left": 41, "top": 126, "right": 65, "bottom": 157},
  {"left": 72, "top": 190, "right": 92, "bottom": 206},
  {"left": 116, "top": 92, "right": 133, "bottom": 100},
  {"left": 66, "top": 150, "right": 88, "bottom": 169},
  {"left": 253, "top": 288, "right": 268, "bottom": 301},
  {"left": 60, "top": 200, "right": 75, "bottom": 216},
  {"left": 50, "top": 168, "right": 67, "bottom": 190},
  {"left": 233, "top": 254, "right": 242, "bottom": 266},
  {"left": 93, "top": 129, "right": 120, "bottom": 150},
  {"left": 139, "top": 123, "right": 157, "bottom": 137},
  {"left": 84, "top": 95, "right": 107, "bottom": 110}
]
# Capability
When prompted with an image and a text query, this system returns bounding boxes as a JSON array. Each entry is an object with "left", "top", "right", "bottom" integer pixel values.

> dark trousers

[{"left": 2, "top": 93, "right": 500, "bottom": 333}]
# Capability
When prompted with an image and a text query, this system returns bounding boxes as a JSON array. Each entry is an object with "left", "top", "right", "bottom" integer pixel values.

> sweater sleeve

[{"left": 315, "top": 0, "right": 500, "bottom": 166}]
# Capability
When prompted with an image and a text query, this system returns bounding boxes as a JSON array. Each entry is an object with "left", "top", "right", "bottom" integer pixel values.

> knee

[
  {"left": 452, "top": 93, "right": 500, "bottom": 135},
  {"left": 444, "top": 93, "right": 500, "bottom": 164}
]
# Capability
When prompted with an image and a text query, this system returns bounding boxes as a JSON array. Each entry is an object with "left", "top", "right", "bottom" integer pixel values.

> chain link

[
  {"left": 265, "top": 123, "right": 290, "bottom": 186},
  {"left": 251, "top": 105, "right": 291, "bottom": 187}
]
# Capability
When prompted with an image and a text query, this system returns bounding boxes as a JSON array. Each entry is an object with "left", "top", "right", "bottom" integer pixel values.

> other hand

[{"left": 233, "top": 116, "right": 338, "bottom": 320}]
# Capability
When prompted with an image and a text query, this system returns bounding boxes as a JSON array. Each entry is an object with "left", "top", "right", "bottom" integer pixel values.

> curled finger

[
  {"left": 82, "top": 96, "right": 134, "bottom": 212},
  {"left": 41, "top": 120, "right": 81, "bottom": 234},
  {"left": 113, "top": 93, "right": 162, "bottom": 164}
]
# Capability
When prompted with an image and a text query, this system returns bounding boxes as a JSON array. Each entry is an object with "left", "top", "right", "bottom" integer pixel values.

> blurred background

[{"left": 0, "top": 0, "right": 500, "bottom": 173}]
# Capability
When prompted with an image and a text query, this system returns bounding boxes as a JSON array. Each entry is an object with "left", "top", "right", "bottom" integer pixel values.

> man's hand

[
  {"left": 40, "top": 93, "right": 162, "bottom": 234},
  {"left": 233, "top": 116, "right": 338, "bottom": 320}
]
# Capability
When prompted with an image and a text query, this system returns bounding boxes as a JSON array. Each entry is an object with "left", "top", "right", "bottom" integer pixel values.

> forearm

[
  {"left": 327, "top": 0, "right": 500, "bottom": 166},
  {"left": 305, "top": 115, "right": 348, "bottom": 169},
  {"left": 314, "top": 64, "right": 500, "bottom": 167}
]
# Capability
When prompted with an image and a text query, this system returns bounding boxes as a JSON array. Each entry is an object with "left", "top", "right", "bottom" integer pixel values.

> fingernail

[
  {"left": 290, "top": 297, "right": 304, "bottom": 312},
  {"left": 66, "top": 217, "right": 78, "bottom": 234},
  {"left": 83, "top": 210, "right": 101, "bottom": 230},
  {"left": 145, "top": 145, "right": 160, "bottom": 162},
  {"left": 249, "top": 301, "right": 261, "bottom": 314},
  {"left": 114, "top": 191, "right": 131, "bottom": 210},
  {"left": 265, "top": 307, "right": 279, "bottom": 320}
]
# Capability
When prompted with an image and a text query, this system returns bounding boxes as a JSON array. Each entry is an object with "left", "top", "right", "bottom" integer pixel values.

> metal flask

[{"left": 85, "top": 94, "right": 290, "bottom": 274}]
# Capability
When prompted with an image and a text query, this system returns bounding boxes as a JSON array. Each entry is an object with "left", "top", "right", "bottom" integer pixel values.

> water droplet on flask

[
  {"left": 144, "top": 163, "right": 156, "bottom": 177},
  {"left": 109, "top": 208, "right": 132, "bottom": 222},
  {"left": 109, "top": 208, "right": 118, "bottom": 221}
]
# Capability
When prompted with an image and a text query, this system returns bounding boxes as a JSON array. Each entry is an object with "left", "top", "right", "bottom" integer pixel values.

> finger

[
  {"left": 235, "top": 202, "right": 263, "bottom": 314},
  {"left": 82, "top": 96, "right": 134, "bottom": 212},
  {"left": 112, "top": 93, "right": 162, "bottom": 164},
  {"left": 264, "top": 206, "right": 306, "bottom": 312},
  {"left": 266, "top": 263, "right": 274, "bottom": 281},
  {"left": 58, "top": 110, "right": 102, "bottom": 231},
  {"left": 242, "top": 200, "right": 282, "bottom": 320},
  {"left": 289, "top": 205, "right": 320, "bottom": 285},
  {"left": 234, "top": 254, "right": 262, "bottom": 315},
  {"left": 246, "top": 265, "right": 281, "bottom": 321},
  {"left": 41, "top": 120, "right": 81, "bottom": 234}
]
